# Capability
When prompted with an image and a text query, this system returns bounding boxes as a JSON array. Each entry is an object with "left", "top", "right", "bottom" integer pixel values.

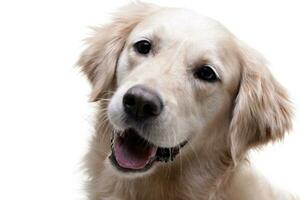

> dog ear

[
  {"left": 77, "top": 3, "right": 160, "bottom": 101},
  {"left": 229, "top": 42, "right": 293, "bottom": 163}
]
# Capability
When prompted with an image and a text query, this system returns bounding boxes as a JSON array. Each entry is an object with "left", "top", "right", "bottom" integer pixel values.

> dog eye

[
  {"left": 133, "top": 40, "right": 152, "bottom": 55},
  {"left": 193, "top": 65, "right": 219, "bottom": 82}
]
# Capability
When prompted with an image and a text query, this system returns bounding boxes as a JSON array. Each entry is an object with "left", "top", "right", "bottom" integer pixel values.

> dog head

[{"left": 78, "top": 3, "right": 292, "bottom": 175}]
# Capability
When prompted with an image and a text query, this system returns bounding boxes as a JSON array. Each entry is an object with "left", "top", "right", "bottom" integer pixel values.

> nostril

[
  {"left": 123, "top": 94, "right": 136, "bottom": 107},
  {"left": 143, "top": 104, "right": 155, "bottom": 116}
]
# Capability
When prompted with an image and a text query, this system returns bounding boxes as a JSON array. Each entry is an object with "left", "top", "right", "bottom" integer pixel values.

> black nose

[{"left": 123, "top": 85, "right": 163, "bottom": 119}]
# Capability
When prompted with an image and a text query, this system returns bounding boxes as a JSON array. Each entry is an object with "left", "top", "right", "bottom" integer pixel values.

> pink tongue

[{"left": 114, "top": 135, "right": 157, "bottom": 170}]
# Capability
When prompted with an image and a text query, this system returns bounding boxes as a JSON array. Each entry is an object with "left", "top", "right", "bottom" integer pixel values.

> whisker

[
  {"left": 187, "top": 142, "right": 202, "bottom": 167},
  {"left": 172, "top": 127, "right": 183, "bottom": 179}
]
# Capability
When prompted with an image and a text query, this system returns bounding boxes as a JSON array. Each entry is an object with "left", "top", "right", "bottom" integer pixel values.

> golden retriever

[{"left": 78, "top": 2, "right": 298, "bottom": 200}]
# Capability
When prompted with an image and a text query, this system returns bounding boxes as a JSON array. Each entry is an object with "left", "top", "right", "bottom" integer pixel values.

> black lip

[{"left": 155, "top": 141, "right": 188, "bottom": 162}]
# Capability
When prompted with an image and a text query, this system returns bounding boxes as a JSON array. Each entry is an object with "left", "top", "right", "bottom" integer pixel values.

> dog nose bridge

[
  {"left": 142, "top": 56, "right": 185, "bottom": 84},
  {"left": 124, "top": 46, "right": 186, "bottom": 96}
]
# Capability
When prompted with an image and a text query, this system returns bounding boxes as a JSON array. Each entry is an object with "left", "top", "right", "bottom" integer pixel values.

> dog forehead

[{"left": 129, "top": 8, "right": 231, "bottom": 43}]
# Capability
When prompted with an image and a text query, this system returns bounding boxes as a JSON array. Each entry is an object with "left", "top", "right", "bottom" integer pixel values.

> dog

[{"left": 78, "top": 2, "right": 298, "bottom": 200}]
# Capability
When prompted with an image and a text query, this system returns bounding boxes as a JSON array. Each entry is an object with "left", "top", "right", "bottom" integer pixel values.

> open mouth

[{"left": 109, "top": 128, "right": 187, "bottom": 172}]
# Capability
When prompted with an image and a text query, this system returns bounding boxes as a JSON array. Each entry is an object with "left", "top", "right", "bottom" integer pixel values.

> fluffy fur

[{"left": 78, "top": 2, "right": 297, "bottom": 200}]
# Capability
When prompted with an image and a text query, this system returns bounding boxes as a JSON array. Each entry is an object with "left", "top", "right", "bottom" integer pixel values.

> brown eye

[
  {"left": 193, "top": 65, "right": 219, "bottom": 82},
  {"left": 133, "top": 40, "right": 152, "bottom": 55}
]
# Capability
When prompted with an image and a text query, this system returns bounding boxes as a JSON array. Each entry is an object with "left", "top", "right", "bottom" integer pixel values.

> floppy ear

[
  {"left": 77, "top": 3, "right": 160, "bottom": 101},
  {"left": 229, "top": 42, "right": 293, "bottom": 163}
]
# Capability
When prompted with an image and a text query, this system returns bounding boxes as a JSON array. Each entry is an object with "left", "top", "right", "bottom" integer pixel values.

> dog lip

[
  {"left": 109, "top": 128, "right": 188, "bottom": 172},
  {"left": 112, "top": 128, "right": 188, "bottom": 148}
]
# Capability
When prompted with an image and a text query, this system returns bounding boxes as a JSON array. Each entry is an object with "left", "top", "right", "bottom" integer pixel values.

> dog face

[
  {"left": 78, "top": 3, "right": 292, "bottom": 175},
  {"left": 107, "top": 9, "right": 241, "bottom": 173},
  {"left": 109, "top": 8, "right": 239, "bottom": 146}
]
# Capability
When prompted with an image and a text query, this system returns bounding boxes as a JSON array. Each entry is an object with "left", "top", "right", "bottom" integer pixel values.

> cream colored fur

[{"left": 78, "top": 2, "right": 298, "bottom": 200}]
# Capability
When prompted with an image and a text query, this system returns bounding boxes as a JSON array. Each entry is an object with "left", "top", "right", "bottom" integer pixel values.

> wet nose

[{"left": 123, "top": 85, "right": 163, "bottom": 119}]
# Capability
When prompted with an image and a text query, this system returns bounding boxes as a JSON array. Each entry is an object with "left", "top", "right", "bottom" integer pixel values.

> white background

[{"left": 0, "top": 0, "right": 299, "bottom": 199}]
